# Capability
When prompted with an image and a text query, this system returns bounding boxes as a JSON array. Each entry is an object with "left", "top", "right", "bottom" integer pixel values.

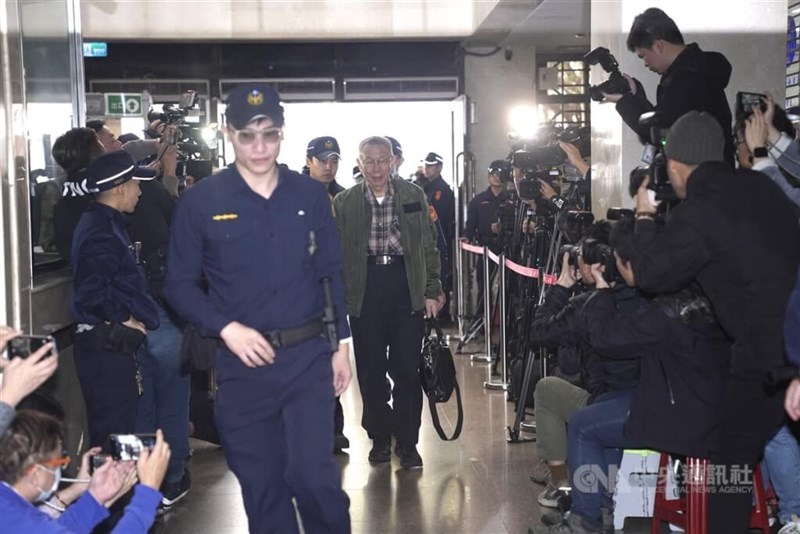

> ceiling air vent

[
  {"left": 219, "top": 79, "right": 335, "bottom": 101},
  {"left": 343, "top": 77, "right": 459, "bottom": 101},
  {"left": 88, "top": 79, "right": 209, "bottom": 101}
]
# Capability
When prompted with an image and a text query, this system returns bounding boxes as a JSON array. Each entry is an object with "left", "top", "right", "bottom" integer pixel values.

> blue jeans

[
  {"left": 567, "top": 389, "right": 638, "bottom": 528},
  {"left": 762, "top": 424, "right": 800, "bottom": 525},
  {"left": 136, "top": 304, "right": 190, "bottom": 483}
]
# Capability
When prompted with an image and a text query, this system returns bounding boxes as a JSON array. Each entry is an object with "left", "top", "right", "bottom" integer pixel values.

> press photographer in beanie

[{"left": 631, "top": 111, "right": 800, "bottom": 534}]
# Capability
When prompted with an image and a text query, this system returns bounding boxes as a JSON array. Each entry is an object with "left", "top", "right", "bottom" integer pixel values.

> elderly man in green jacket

[{"left": 333, "top": 136, "right": 443, "bottom": 470}]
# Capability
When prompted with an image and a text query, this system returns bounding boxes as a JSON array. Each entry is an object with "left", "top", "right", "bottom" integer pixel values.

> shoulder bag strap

[{"left": 427, "top": 380, "right": 463, "bottom": 441}]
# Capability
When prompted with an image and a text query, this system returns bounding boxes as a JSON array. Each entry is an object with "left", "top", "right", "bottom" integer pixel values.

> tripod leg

[{"left": 507, "top": 347, "right": 538, "bottom": 443}]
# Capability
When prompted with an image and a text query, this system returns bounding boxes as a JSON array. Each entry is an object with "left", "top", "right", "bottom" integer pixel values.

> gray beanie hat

[{"left": 664, "top": 111, "right": 725, "bottom": 165}]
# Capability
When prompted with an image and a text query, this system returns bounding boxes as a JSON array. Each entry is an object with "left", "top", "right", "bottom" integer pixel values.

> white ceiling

[
  {"left": 469, "top": 0, "right": 590, "bottom": 52},
  {"left": 80, "top": 0, "right": 588, "bottom": 48}
]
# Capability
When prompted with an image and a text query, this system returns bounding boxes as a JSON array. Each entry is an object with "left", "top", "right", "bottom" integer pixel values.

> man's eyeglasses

[
  {"left": 233, "top": 127, "right": 282, "bottom": 146},
  {"left": 360, "top": 157, "right": 392, "bottom": 169}
]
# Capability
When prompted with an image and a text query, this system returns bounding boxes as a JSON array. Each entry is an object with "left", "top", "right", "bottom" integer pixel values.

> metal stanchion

[
  {"left": 485, "top": 254, "right": 508, "bottom": 390},
  {"left": 470, "top": 246, "right": 492, "bottom": 363},
  {"left": 456, "top": 241, "right": 465, "bottom": 340}
]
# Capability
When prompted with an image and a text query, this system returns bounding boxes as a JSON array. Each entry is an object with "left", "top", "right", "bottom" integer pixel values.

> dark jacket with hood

[
  {"left": 616, "top": 43, "right": 735, "bottom": 166},
  {"left": 53, "top": 170, "right": 94, "bottom": 263},
  {"left": 529, "top": 282, "right": 647, "bottom": 400},
  {"left": 633, "top": 162, "right": 800, "bottom": 374},
  {"left": 581, "top": 285, "right": 730, "bottom": 457}
]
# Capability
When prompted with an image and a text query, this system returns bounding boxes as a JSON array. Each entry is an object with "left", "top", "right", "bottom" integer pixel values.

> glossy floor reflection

[{"left": 153, "top": 332, "right": 652, "bottom": 534}]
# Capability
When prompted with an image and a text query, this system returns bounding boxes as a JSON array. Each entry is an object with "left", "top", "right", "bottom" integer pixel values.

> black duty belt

[
  {"left": 367, "top": 255, "right": 404, "bottom": 266},
  {"left": 262, "top": 318, "right": 324, "bottom": 348}
]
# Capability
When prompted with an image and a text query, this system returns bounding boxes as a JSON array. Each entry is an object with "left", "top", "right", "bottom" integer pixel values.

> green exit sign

[{"left": 105, "top": 93, "right": 142, "bottom": 116}]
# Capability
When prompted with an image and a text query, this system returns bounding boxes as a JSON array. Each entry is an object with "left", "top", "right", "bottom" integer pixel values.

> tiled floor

[{"left": 153, "top": 332, "right": 653, "bottom": 534}]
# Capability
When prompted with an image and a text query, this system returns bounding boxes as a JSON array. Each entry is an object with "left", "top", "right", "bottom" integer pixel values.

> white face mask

[{"left": 32, "top": 465, "right": 61, "bottom": 502}]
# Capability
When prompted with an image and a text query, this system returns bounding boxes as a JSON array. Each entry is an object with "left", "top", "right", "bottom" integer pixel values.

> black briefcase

[{"left": 420, "top": 319, "right": 463, "bottom": 441}]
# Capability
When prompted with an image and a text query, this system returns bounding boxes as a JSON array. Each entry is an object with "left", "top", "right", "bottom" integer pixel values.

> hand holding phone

[
  {"left": 108, "top": 434, "right": 157, "bottom": 461},
  {"left": 7, "top": 335, "right": 57, "bottom": 359},
  {"left": 0, "top": 339, "right": 58, "bottom": 407}
]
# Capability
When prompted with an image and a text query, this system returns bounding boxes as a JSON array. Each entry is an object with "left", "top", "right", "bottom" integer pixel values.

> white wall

[
  {"left": 590, "top": 0, "right": 788, "bottom": 216},
  {"left": 464, "top": 44, "right": 538, "bottom": 193},
  {"left": 82, "top": 0, "right": 500, "bottom": 40}
]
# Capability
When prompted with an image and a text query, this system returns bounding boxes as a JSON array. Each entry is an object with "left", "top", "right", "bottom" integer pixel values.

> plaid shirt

[{"left": 365, "top": 180, "right": 404, "bottom": 255}]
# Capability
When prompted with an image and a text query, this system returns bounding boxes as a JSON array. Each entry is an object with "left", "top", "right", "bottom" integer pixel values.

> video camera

[
  {"left": 627, "top": 112, "right": 676, "bottom": 202},
  {"left": 585, "top": 47, "right": 631, "bottom": 103},
  {"left": 146, "top": 90, "right": 215, "bottom": 178},
  {"left": 509, "top": 124, "right": 590, "bottom": 201}
]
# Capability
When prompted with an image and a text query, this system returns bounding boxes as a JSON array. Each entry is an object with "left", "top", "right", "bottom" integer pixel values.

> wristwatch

[{"left": 753, "top": 146, "right": 768, "bottom": 158}]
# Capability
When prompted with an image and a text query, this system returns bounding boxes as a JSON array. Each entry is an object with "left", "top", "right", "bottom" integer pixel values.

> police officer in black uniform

[
  {"left": 463, "top": 160, "right": 511, "bottom": 293},
  {"left": 71, "top": 151, "right": 160, "bottom": 449},
  {"left": 165, "top": 84, "right": 352, "bottom": 534},
  {"left": 306, "top": 135, "right": 350, "bottom": 454},
  {"left": 419, "top": 152, "right": 455, "bottom": 323},
  {"left": 306, "top": 136, "right": 345, "bottom": 197}
]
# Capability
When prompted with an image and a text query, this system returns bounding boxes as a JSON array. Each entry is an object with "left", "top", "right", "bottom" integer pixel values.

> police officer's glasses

[
  {"left": 360, "top": 157, "right": 392, "bottom": 169},
  {"left": 233, "top": 127, "right": 283, "bottom": 145}
]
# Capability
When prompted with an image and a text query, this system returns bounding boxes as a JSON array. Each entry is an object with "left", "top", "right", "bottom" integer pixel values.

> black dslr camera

[
  {"left": 585, "top": 47, "right": 631, "bottom": 102},
  {"left": 559, "top": 244, "right": 581, "bottom": 267},
  {"left": 582, "top": 238, "right": 617, "bottom": 282},
  {"left": 628, "top": 112, "right": 676, "bottom": 202}
]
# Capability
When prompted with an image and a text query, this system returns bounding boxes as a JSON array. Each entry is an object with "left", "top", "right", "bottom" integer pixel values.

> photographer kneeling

[
  {"left": 529, "top": 222, "right": 645, "bottom": 509},
  {"left": 531, "top": 219, "right": 731, "bottom": 534},
  {"left": 0, "top": 412, "right": 170, "bottom": 533}
]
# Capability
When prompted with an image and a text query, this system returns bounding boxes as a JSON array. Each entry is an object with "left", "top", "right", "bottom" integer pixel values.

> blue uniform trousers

[
  {"left": 73, "top": 332, "right": 139, "bottom": 451},
  {"left": 215, "top": 337, "right": 350, "bottom": 534},
  {"left": 135, "top": 303, "right": 190, "bottom": 484}
]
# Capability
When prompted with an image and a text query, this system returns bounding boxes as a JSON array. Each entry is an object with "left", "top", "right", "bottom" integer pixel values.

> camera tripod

[{"left": 506, "top": 209, "right": 567, "bottom": 443}]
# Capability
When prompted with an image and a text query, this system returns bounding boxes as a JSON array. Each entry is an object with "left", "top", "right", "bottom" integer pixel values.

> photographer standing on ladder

[{"left": 600, "top": 7, "right": 735, "bottom": 166}]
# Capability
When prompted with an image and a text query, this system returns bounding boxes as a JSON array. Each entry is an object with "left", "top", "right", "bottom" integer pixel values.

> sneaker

[
  {"left": 333, "top": 433, "right": 350, "bottom": 454},
  {"left": 538, "top": 482, "right": 565, "bottom": 508},
  {"left": 779, "top": 516, "right": 800, "bottom": 534},
  {"left": 529, "top": 513, "right": 600, "bottom": 534},
  {"left": 368, "top": 440, "right": 391, "bottom": 463},
  {"left": 531, "top": 460, "right": 551, "bottom": 485},
  {"left": 160, "top": 470, "right": 191, "bottom": 510},
  {"left": 395, "top": 443, "right": 423, "bottom": 470}
]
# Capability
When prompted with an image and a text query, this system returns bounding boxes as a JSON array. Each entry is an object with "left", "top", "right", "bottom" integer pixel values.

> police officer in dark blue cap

[
  {"left": 71, "top": 150, "right": 161, "bottom": 449},
  {"left": 418, "top": 152, "right": 455, "bottom": 323},
  {"left": 306, "top": 136, "right": 345, "bottom": 198},
  {"left": 306, "top": 135, "right": 349, "bottom": 454},
  {"left": 463, "top": 160, "right": 511, "bottom": 293},
  {"left": 165, "top": 84, "right": 352, "bottom": 533}
]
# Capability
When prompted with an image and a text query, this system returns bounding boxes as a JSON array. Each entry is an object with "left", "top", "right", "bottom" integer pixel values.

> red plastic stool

[{"left": 651, "top": 453, "right": 771, "bottom": 534}]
